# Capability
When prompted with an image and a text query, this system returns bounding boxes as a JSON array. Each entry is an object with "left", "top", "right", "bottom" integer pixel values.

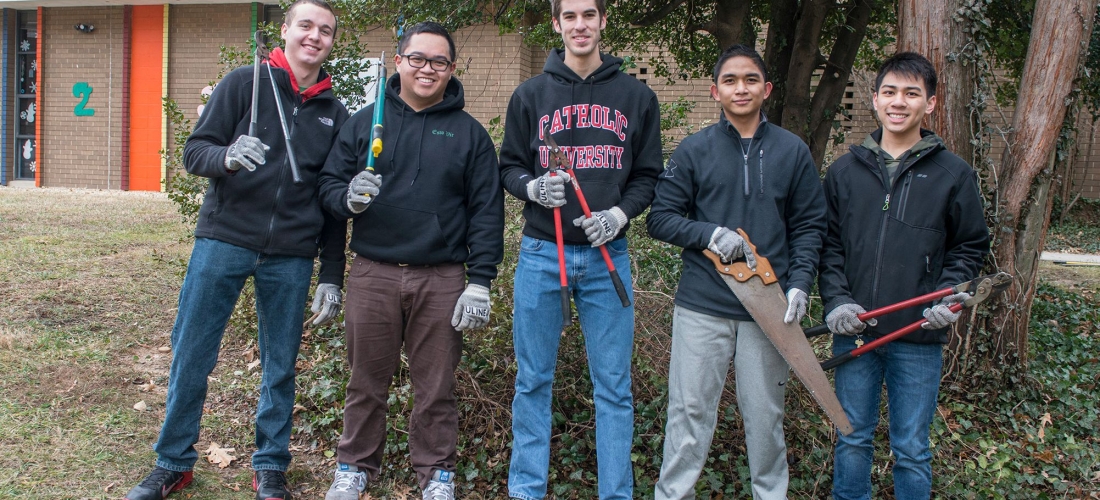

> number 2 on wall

[{"left": 73, "top": 82, "right": 95, "bottom": 116}]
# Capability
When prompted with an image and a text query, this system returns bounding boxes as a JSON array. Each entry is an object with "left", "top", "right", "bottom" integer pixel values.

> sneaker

[
  {"left": 123, "top": 467, "right": 193, "bottom": 500},
  {"left": 325, "top": 463, "right": 367, "bottom": 500},
  {"left": 422, "top": 469, "right": 456, "bottom": 500},
  {"left": 253, "top": 470, "right": 292, "bottom": 500}
]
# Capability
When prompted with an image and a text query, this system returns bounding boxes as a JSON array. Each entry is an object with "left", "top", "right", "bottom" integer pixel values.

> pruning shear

[
  {"left": 543, "top": 125, "right": 631, "bottom": 328},
  {"left": 806, "top": 272, "right": 1013, "bottom": 370}
]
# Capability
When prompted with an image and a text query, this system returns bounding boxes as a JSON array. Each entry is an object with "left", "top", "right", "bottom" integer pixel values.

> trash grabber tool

[
  {"left": 255, "top": 35, "right": 302, "bottom": 184},
  {"left": 815, "top": 272, "right": 1012, "bottom": 370},
  {"left": 542, "top": 128, "right": 631, "bottom": 308},
  {"left": 249, "top": 30, "right": 263, "bottom": 136},
  {"left": 542, "top": 124, "right": 571, "bottom": 328},
  {"left": 366, "top": 52, "right": 386, "bottom": 173},
  {"left": 702, "top": 230, "right": 853, "bottom": 435}
]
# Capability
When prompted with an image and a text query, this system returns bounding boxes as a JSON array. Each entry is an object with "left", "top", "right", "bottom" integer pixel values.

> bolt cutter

[
  {"left": 543, "top": 125, "right": 631, "bottom": 329},
  {"left": 805, "top": 272, "right": 1013, "bottom": 370}
]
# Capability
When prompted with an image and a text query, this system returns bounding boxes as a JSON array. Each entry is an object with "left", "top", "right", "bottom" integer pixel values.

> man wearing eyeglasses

[{"left": 317, "top": 21, "right": 504, "bottom": 500}]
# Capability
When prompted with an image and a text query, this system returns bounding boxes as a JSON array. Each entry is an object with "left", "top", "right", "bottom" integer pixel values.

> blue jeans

[
  {"left": 509, "top": 235, "right": 635, "bottom": 500},
  {"left": 831, "top": 335, "right": 943, "bottom": 500},
  {"left": 154, "top": 237, "right": 313, "bottom": 472}
]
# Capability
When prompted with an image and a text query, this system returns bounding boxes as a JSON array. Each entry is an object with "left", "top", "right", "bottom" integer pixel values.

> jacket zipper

[
  {"left": 897, "top": 171, "right": 914, "bottom": 221},
  {"left": 868, "top": 150, "right": 893, "bottom": 311},
  {"left": 758, "top": 150, "right": 764, "bottom": 195}
]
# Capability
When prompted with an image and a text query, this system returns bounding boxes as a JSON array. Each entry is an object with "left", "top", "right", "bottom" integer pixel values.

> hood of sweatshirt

[{"left": 542, "top": 47, "right": 624, "bottom": 84}]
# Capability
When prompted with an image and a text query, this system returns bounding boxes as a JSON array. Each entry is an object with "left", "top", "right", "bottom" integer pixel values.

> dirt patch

[{"left": 1039, "top": 260, "right": 1100, "bottom": 292}]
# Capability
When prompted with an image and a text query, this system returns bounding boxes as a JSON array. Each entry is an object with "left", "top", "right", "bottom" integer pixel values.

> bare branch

[{"left": 630, "top": 0, "right": 690, "bottom": 28}]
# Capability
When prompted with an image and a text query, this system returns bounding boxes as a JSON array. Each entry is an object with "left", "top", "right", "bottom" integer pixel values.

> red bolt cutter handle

[{"left": 819, "top": 303, "right": 963, "bottom": 370}]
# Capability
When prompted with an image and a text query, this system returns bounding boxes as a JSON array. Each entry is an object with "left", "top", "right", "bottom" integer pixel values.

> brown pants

[{"left": 336, "top": 256, "right": 465, "bottom": 488}]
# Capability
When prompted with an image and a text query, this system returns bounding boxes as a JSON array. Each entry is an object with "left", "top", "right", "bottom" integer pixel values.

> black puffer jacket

[
  {"left": 183, "top": 58, "right": 349, "bottom": 286},
  {"left": 819, "top": 129, "right": 990, "bottom": 344}
]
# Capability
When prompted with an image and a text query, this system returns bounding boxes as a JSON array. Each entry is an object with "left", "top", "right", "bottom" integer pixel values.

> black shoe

[
  {"left": 123, "top": 467, "right": 193, "bottom": 500},
  {"left": 253, "top": 470, "right": 292, "bottom": 500}
]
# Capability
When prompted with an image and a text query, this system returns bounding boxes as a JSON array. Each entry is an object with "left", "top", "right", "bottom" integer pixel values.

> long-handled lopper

[
  {"left": 805, "top": 272, "right": 1012, "bottom": 370},
  {"left": 542, "top": 125, "right": 631, "bottom": 310},
  {"left": 254, "top": 31, "right": 303, "bottom": 184},
  {"left": 366, "top": 52, "right": 386, "bottom": 174}
]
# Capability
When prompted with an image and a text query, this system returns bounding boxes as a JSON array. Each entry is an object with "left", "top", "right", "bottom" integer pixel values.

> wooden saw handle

[{"left": 702, "top": 228, "right": 777, "bottom": 285}]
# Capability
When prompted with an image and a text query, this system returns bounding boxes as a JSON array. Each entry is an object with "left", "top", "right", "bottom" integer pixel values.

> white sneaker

[
  {"left": 422, "top": 469, "right": 456, "bottom": 500},
  {"left": 325, "top": 463, "right": 367, "bottom": 500}
]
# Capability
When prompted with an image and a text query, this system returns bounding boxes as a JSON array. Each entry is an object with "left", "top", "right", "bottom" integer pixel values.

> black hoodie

[
  {"left": 183, "top": 58, "right": 349, "bottom": 286},
  {"left": 317, "top": 76, "right": 504, "bottom": 288},
  {"left": 499, "top": 49, "right": 662, "bottom": 245}
]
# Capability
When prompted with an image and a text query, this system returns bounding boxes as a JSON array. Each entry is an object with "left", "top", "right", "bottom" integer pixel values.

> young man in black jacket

[
  {"left": 123, "top": 2, "right": 348, "bottom": 500},
  {"left": 819, "top": 52, "right": 989, "bottom": 500},
  {"left": 498, "top": 0, "right": 662, "bottom": 498},
  {"left": 646, "top": 44, "right": 826, "bottom": 500},
  {"left": 317, "top": 22, "right": 504, "bottom": 500}
]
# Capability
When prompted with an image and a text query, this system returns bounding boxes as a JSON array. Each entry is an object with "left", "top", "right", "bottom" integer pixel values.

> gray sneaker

[
  {"left": 325, "top": 463, "right": 367, "bottom": 500},
  {"left": 422, "top": 469, "right": 456, "bottom": 500}
]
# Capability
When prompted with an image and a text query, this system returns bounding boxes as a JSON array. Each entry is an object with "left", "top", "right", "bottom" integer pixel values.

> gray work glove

[
  {"left": 573, "top": 207, "right": 627, "bottom": 247},
  {"left": 224, "top": 135, "right": 270, "bottom": 172},
  {"left": 707, "top": 227, "right": 757, "bottom": 269},
  {"left": 347, "top": 171, "right": 382, "bottom": 214},
  {"left": 451, "top": 284, "right": 491, "bottom": 331},
  {"left": 784, "top": 288, "right": 808, "bottom": 324},
  {"left": 922, "top": 291, "right": 970, "bottom": 330},
  {"left": 309, "top": 283, "right": 342, "bottom": 326},
  {"left": 525, "top": 170, "right": 571, "bottom": 208},
  {"left": 826, "top": 303, "right": 874, "bottom": 335}
]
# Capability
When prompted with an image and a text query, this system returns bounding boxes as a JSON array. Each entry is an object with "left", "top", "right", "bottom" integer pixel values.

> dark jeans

[{"left": 336, "top": 256, "right": 465, "bottom": 488}]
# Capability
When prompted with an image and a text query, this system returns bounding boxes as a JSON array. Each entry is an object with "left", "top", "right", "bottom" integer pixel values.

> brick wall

[
  {"left": 166, "top": 4, "right": 251, "bottom": 167},
  {"left": 40, "top": 6, "right": 126, "bottom": 189}
]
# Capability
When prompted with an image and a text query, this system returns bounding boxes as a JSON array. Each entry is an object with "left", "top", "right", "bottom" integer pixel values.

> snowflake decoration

[
  {"left": 30, "top": 60, "right": 36, "bottom": 72},
  {"left": 28, "top": 82, "right": 36, "bottom": 94},
  {"left": 20, "top": 39, "right": 29, "bottom": 52},
  {"left": 28, "top": 160, "right": 36, "bottom": 173}
]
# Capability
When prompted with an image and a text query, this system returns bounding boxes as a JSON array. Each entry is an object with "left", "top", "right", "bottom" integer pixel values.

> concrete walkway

[{"left": 1040, "top": 251, "right": 1100, "bottom": 264}]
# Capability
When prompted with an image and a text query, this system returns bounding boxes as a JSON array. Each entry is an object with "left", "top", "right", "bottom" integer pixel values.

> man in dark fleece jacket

[
  {"left": 123, "top": 2, "right": 348, "bottom": 500},
  {"left": 316, "top": 22, "right": 504, "bottom": 500},
  {"left": 646, "top": 44, "right": 826, "bottom": 500},
  {"left": 498, "top": 1, "right": 661, "bottom": 499},
  {"left": 820, "top": 53, "right": 989, "bottom": 500}
]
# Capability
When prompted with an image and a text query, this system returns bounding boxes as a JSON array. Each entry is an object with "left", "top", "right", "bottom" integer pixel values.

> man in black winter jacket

[
  {"left": 646, "top": 44, "right": 826, "bottom": 500},
  {"left": 499, "top": 1, "right": 662, "bottom": 499},
  {"left": 317, "top": 22, "right": 504, "bottom": 500},
  {"left": 820, "top": 52, "right": 989, "bottom": 500},
  {"left": 123, "top": 2, "right": 348, "bottom": 500}
]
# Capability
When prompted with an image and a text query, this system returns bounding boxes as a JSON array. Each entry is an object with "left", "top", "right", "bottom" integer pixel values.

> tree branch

[{"left": 630, "top": 0, "right": 690, "bottom": 28}]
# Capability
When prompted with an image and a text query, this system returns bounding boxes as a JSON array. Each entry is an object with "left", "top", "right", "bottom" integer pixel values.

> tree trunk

[
  {"left": 806, "top": 0, "right": 875, "bottom": 166},
  {"left": 712, "top": 0, "right": 755, "bottom": 49},
  {"left": 898, "top": 0, "right": 977, "bottom": 164},
  {"left": 762, "top": 0, "right": 800, "bottom": 126},
  {"left": 781, "top": 0, "right": 832, "bottom": 139},
  {"left": 987, "top": 0, "right": 1097, "bottom": 365}
]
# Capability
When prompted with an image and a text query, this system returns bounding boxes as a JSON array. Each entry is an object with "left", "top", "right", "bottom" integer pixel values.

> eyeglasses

[{"left": 399, "top": 53, "right": 452, "bottom": 71}]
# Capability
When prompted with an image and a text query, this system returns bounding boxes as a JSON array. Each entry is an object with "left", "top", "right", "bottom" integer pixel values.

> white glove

[
  {"left": 921, "top": 291, "right": 970, "bottom": 330},
  {"left": 224, "top": 135, "right": 270, "bottom": 172},
  {"left": 826, "top": 303, "right": 872, "bottom": 335},
  {"left": 525, "top": 170, "right": 571, "bottom": 208},
  {"left": 347, "top": 171, "right": 382, "bottom": 214},
  {"left": 783, "top": 288, "right": 808, "bottom": 324},
  {"left": 572, "top": 207, "right": 627, "bottom": 247},
  {"left": 707, "top": 227, "right": 757, "bottom": 269},
  {"left": 451, "top": 284, "right": 491, "bottom": 331},
  {"left": 309, "top": 283, "right": 342, "bottom": 326}
]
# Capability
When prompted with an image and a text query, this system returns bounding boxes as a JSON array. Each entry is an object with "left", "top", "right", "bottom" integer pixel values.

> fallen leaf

[
  {"left": 133, "top": 401, "right": 148, "bottom": 412},
  {"left": 1091, "top": 470, "right": 1100, "bottom": 481},
  {"left": 247, "top": 359, "right": 261, "bottom": 371},
  {"left": 1034, "top": 450, "right": 1054, "bottom": 464},
  {"left": 242, "top": 347, "right": 255, "bottom": 363},
  {"left": 158, "top": 346, "right": 172, "bottom": 353},
  {"left": 103, "top": 482, "right": 115, "bottom": 492},
  {"left": 140, "top": 380, "right": 157, "bottom": 392},
  {"left": 1039, "top": 412, "right": 1052, "bottom": 442},
  {"left": 205, "top": 442, "right": 236, "bottom": 468}
]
